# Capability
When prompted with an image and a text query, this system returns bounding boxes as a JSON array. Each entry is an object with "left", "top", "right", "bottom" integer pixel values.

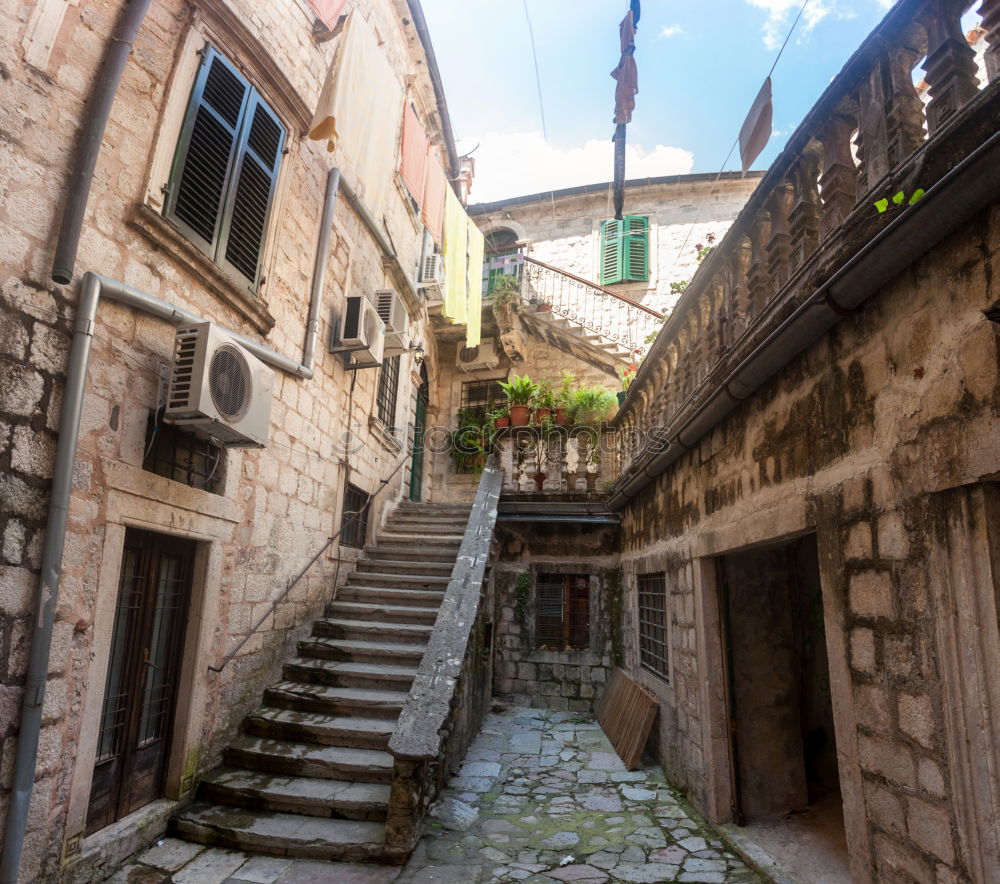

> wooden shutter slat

[
  {"left": 600, "top": 219, "right": 624, "bottom": 285},
  {"left": 623, "top": 215, "right": 649, "bottom": 282}
]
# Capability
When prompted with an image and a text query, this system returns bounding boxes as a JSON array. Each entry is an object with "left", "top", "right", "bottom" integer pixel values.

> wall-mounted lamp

[{"left": 409, "top": 343, "right": 425, "bottom": 365}]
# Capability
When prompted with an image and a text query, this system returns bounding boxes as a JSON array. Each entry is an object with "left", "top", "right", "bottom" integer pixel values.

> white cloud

[
  {"left": 467, "top": 131, "right": 694, "bottom": 204},
  {"left": 744, "top": 0, "right": 834, "bottom": 49},
  {"left": 659, "top": 24, "right": 684, "bottom": 38}
]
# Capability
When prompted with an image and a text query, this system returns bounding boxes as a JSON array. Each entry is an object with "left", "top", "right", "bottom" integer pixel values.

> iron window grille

[
  {"left": 164, "top": 46, "right": 286, "bottom": 293},
  {"left": 535, "top": 573, "right": 590, "bottom": 651},
  {"left": 637, "top": 572, "right": 669, "bottom": 680},
  {"left": 143, "top": 412, "right": 223, "bottom": 493},
  {"left": 341, "top": 483, "right": 371, "bottom": 549},
  {"left": 376, "top": 354, "right": 400, "bottom": 431},
  {"left": 460, "top": 379, "right": 505, "bottom": 420}
]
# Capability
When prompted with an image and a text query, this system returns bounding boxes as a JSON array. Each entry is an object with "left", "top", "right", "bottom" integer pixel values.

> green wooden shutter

[
  {"left": 600, "top": 219, "right": 624, "bottom": 285},
  {"left": 623, "top": 215, "right": 649, "bottom": 281},
  {"left": 166, "top": 48, "right": 250, "bottom": 255},
  {"left": 220, "top": 95, "right": 285, "bottom": 288}
]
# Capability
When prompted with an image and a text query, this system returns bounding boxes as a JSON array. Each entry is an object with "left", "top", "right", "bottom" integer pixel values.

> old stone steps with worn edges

[
  {"left": 198, "top": 767, "right": 390, "bottom": 820},
  {"left": 170, "top": 501, "right": 471, "bottom": 862}
]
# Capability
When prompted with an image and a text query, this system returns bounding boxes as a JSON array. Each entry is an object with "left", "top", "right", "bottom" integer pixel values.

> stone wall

[
  {"left": 491, "top": 522, "right": 620, "bottom": 712},
  {"left": 469, "top": 174, "right": 760, "bottom": 315},
  {"left": 619, "top": 208, "right": 1000, "bottom": 881},
  {"left": 0, "top": 0, "right": 453, "bottom": 878}
]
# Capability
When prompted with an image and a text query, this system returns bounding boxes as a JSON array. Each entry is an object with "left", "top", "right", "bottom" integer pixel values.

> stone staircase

[{"left": 171, "top": 501, "right": 472, "bottom": 862}]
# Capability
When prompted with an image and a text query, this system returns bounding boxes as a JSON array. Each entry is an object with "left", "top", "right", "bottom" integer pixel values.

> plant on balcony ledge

[
  {"left": 448, "top": 407, "right": 492, "bottom": 473},
  {"left": 499, "top": 374, "right": 538, "bottom": 427},
  {"left": 571, "top": 386, "right": 617, "bottom": 427}
]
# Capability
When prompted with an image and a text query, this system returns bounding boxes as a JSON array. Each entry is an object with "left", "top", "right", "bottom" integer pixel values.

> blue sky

[{"left": 420, "top": 0, "right": 900, "bottom": 202}]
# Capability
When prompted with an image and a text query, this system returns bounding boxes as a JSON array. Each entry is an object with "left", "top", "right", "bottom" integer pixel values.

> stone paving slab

[{"left": 107, "top": 707, "right": 765, "bottom": 884}]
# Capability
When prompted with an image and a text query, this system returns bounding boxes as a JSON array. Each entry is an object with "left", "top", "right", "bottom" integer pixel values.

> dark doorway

[
  {"left": 86, "top": 529, "right": 196, "bottom": 834},
  {"left": 717, "top": 535, "right": 848, "bottom": 878},
  {"left": 409, "top": 364, "right": 429, "bottom": 501}
]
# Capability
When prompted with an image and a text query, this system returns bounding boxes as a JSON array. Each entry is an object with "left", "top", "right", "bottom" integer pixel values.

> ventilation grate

[
  {"left": 208, "top": 344, "right": 252, "bottom": 421},
  {"left": 168, "top": 329, "right": 200, "bottom": 410},
  {"left": 458, "top": 345, "right": 480, "bottom": 364}
]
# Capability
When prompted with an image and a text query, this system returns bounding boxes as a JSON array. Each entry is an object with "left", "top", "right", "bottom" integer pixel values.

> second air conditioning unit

[
  {"left": 375, "top": 289, "right": 409, "bottom": 356},
  {"left": 330, "top": 295, "right": 385, "bottom": 368},
  {"left": 420, "top": 253, "right": 444, "bottom": 286},
  {"left": 455, "top": 338, "right": 500, "bottom": 371},
  {"left": 165, "top": 322, "right": 274, "bottom": 448}
]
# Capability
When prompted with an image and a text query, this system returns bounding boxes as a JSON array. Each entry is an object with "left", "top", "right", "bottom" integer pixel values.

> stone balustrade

[
  {"left": 616, "top": 0, "right": 998, "bottom": 470},
  {"left": 494, "top": 426, "right": 618, "bottom": 495}
]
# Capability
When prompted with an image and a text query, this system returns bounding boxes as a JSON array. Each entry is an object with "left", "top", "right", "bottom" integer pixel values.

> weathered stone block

[
  {"left": 854, "top": 682, "right": 891, "bottom": 733},
  {"left": 917, "top": 757, "right": 945, "bottom": 798},
  {"left": 849, "top": 570, "right": 895, "bottom": 619},
  {"left": 864, "top": 781, "right": 905, "bottom": 835},
  {"left": 905, "top": 796, "right": 954, "bottom": 864},
  {"left": 0, "top": 364, "right": 44, "bottom": 416},
  {"left": 873, "top": 832, "right": 934, "bottom": 883},
  {"left": 850, "top": 627, "right": 877, "bottom": 674},
  {"left": 877, "top": 513, "right": 910, "bottom": 560},
  {"left": 844, "top": 522, "right": 873, "bottom": 559},
  {"left": 897, "top": 692, "right": 935, "bottom": 749},
  {"left": 859, "top": 734, "right": 915, "bottom": 787}
]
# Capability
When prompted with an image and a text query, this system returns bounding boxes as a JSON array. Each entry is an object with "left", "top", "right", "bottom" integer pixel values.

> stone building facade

[{"left": 0, "top": 0, "right": 467, "bottom": 879}]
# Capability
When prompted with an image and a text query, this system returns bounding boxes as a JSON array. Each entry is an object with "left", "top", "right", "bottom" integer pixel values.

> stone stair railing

[
  {"left": 383, "top": 455, "right": 503, "bottom": 857},
  {"left": 616, "top": 0, "right": 1000, "bottom": 475},
  {"left": 493, "top": 426, "right": 618, "bottom": 495}
]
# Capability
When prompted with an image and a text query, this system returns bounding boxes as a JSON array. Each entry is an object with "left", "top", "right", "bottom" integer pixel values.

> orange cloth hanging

[
  {"left": 400, "top": 102, "right": 429, "bottom": 206},
  {"left": 422, "top": 152, "right": 448, "bottom": 246}
]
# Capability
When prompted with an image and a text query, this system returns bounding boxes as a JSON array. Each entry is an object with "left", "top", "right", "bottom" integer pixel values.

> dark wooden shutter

[
  {"left": 536, "top": 574, "right": 565, "bottom": 649},
  {"left": 220, "top": 95, "right": 285, "bottom": 287},
  {"left": 623, "top": 215, "right": 649, "bottom": 281},
  {"left": 600, "top": 219, "right": 624, "bottom": 285},
  {"left": 567, "top": 576, "right": 590, "bottom": 650},
  {"left": 167, "top": 49, "right": 249, "bottom": 254}
]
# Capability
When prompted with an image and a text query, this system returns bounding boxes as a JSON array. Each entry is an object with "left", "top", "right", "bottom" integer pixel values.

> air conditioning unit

[
  {"left": 375, "top": 289, "right": 409, "bottom": 356},
  {"left": 420, "top": 253, "right": 444, "bottom": 286},
  {"left": 330, "top": 295, "right": 385, "bottom": 367},
  {"left": 164, "top": 323, "right": 273, "bottom": 448},
  {"left": 455, "top": 338, "right": 500, "bottom": 371}
]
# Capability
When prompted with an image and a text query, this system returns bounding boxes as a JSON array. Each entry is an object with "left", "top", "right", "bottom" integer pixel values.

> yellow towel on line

[
  {"left": 443, "top": 185, "right": 468, "bottom": 326},
  {"left": 465, "top": 219, "right": 484, "bottom": 348}
]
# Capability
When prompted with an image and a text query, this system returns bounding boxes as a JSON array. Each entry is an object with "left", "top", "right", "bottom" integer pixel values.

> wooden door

[
  {"left": 86, "top": 529, "right": 195, "bottom": 834},
  {"left": 409, "top": 367, "right": 429, "bottom": 501}
]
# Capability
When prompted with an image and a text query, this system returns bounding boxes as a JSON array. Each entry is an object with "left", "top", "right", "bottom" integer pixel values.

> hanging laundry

[
  {"left": 422, "top": 152, "right": 448, "bottom": 246},
  {"left": 465, "top": 219, "right": 485, "bottom": 348},
  {"left": 739, "top": 77, "right": 773, "bottom": 172},
  {"left": 442, "top": 185, "right": 468, "bottom": 326},
  {"left": 306, "top": 0, "right": 346, "bottom": 29},
  {"left": 400, "top": 102, "right": 429, "bottom": 206},
  {"left": 611, "top": 8, "right": 638, "bottom": 125},
  {"left": 309, "top": 10, "right": 403, "bottom": 213}
]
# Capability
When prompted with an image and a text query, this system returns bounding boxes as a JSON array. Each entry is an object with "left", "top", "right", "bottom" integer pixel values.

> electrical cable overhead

[{"left": 522, "top": 0, "right": 548, "bottom": 144}]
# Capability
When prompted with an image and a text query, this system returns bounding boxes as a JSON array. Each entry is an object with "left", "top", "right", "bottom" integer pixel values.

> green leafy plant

[
  {"left": 571, "top": 386, "right": 617, "bottom": 425},
  {"left": 498, "top": 374, "right": 538, "bottom": 406},
  {"left": 490, "top": 273, "right": 522, "bottom": 309},
  {"left": 515, "top": 572, "right": 531, "bottom": 621},
  {"left": 616, "top": 363, "right": 638, "bottom": 391},
  {"left": 556, "top": 371, "right": 576, "bottom": 409},
  {"left": 875, "top": 188, "right": 925, "bottom": 213},
  {"left": 535, "top": 377, "right": 557, "bottom": 410}
]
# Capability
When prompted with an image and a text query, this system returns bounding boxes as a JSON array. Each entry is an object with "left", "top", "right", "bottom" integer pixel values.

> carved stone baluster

[
  {"left": 885, "top": 41, "right": 928, "bottom": 168},
  {"left": 982, "top": 0, "right": 1000, "bottom": 83},
  {"left": 855, "top": 57, "right": 891, "bottom": 195},
  {"left": 766, "top": 182, "right": 793, "bottom": 296},
  {"left": 746, "top": 215, "right": 771, "bottom": 316},
  {"left": 788, "top": 151, "right": 820, "bottom": 271},
  {"left": 921, "top": 0, "right": 981, "bottom": 134},
  {"left": 818, "top": 113, "right": 859, "bottom": 240}
]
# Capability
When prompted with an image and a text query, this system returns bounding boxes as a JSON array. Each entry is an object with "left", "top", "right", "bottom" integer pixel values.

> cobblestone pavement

[{"left": 108, "top": 707, "right": 765, "bottom": 884}]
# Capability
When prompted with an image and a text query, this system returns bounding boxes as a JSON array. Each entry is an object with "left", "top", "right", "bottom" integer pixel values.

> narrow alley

[{"left": 106, "top": 708, "right": 764, "bottom": 884}]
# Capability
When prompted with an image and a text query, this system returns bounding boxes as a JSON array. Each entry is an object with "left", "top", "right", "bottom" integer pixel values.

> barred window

[
  {"left": 340, "top": 483, "right": 370, "bottom": 549},
  {"left": 536, "top": 573, "right": 590, "bottom": 651},
  {"left": 376, "top": 355, "right": 400, "bottom": 430},
  {"left": 637, "top": 572, "right": 669, "bottom": 680},
  {"left": 460, "top": 379, "right": 505, "bottom": 419},
  {"left": 143, "top": 412, "right": 223, "bottom": 494}
]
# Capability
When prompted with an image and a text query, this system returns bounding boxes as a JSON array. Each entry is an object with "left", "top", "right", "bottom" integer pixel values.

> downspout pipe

[
  {"left": 51, "top": 0, "right": 153, "bottom": 285},
  {"left": 607, "top": 124, "right": 1000, "bottom": 511},
  {"left": 0, "top": 232, "right": 340, "bottom": 873}
]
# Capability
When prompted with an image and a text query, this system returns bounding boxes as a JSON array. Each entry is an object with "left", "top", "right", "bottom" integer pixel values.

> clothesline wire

[
  {"left": 662, "top": 0, "right": 811, "bottom": 290},
  {"left": 520, "top": 0, "right": 559, "bottom": 222}
]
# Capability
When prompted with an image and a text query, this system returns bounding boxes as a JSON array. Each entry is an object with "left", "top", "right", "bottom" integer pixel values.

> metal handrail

[
  {"left": 523, "top": 256, "right": 663, "bottom": 317},
  {"left": 208, "top": 452, "right": 413, "bottom": 673}
]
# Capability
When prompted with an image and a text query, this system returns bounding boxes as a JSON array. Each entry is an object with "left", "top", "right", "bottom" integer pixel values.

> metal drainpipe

[
  {"left": 0, "top": 164, "right": 340, "bottom": 872},
  {"left": 51, "top": 0, "right": 154, "bottom": 285}
]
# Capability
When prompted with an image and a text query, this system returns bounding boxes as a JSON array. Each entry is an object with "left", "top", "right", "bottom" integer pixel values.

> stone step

[
  {"left": 375, "top": 530, "right": 464, "bottom": 545},
  {"left": 325, "top": 600, "right": 439, "bottom": 626},
  {"left": 225, "top": 735, "right": 394, "bottom": 783},
  {"left": 283, "top": 658, "right": 417, "bottom": 691},
  {"left": 345, "top": 571, "right": 451, "bottom": 590},
  {"left": 382, "top": 523, "right": 468, "bottom": 538},
  {"left": 312, "top": 617, "right": 433, "bottom": 644},
  {"left": 173, "top": 803, "right": 386, "bottom": 861},
  {"left": 198, "top": 767, "right": 390, "bottom": 821},
  {"left": 297, "top": 636, "right": 427, "bottom": 666},
  {"left": 244, "top": 707, "right": 397, "bottom": 750},
  {"left": 394, "top": 503, "right": 471, "bottom": 514},
  {"left": 336, "top": 584, "right": 446, "bottom": 609},
  {"left": 364, "top": 544, "right": 458, "bottom": 563},
  {"left": 355, "top": 558, "right": 454, "bottom": 576},
  {"left": 264, "top": 680, "right": 409, "bottom": 718}
]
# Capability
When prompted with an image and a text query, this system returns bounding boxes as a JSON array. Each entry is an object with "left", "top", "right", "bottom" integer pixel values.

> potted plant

[
  {"left": 571, "top": 386, "right": 617, "bottom": 427},
  {"left": 616, "top": 363, "right": 637, "bottom": 406},
  {"left": 489, "top": 404, "right": 510, "bottom": 429},
  {"left": 554, "top": 371, "right": 575, "bottom": 426},
  {"left": 498, "top": 374, "right": 538, "bottom": 427},
  {"left": 534, "top": 377, "right": 556, "bottom": 423}
]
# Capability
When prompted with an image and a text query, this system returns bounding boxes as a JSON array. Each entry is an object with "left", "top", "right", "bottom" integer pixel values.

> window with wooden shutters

[
  {"left": 637, "top": 572, "right": 669, "bottom": 681},
  {"left": 599, "top": 216, "right": 649, "bottom": 285},
  {"left": 165, "top": 47, "right": 285, "bottom": 293},
  {"left": 535, "top": 573, "right": 590, "bottom": 651}
]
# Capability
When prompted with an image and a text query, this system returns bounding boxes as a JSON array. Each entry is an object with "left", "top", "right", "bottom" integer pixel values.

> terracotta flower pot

[
  {"left": 495, "top": 416, "right": 510, "bottom": 428},
  {"left": 534, "top": 471, "right": 547, "bottom": 491},
  {"left": 554, "top": 407, "right": 570, "bottom": 426},
  {"left": 510, "top": 405, "right": 531, "bottom": 427},
  {"left": 534, "top": 407, "right": 551, "bottom": 423}
]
